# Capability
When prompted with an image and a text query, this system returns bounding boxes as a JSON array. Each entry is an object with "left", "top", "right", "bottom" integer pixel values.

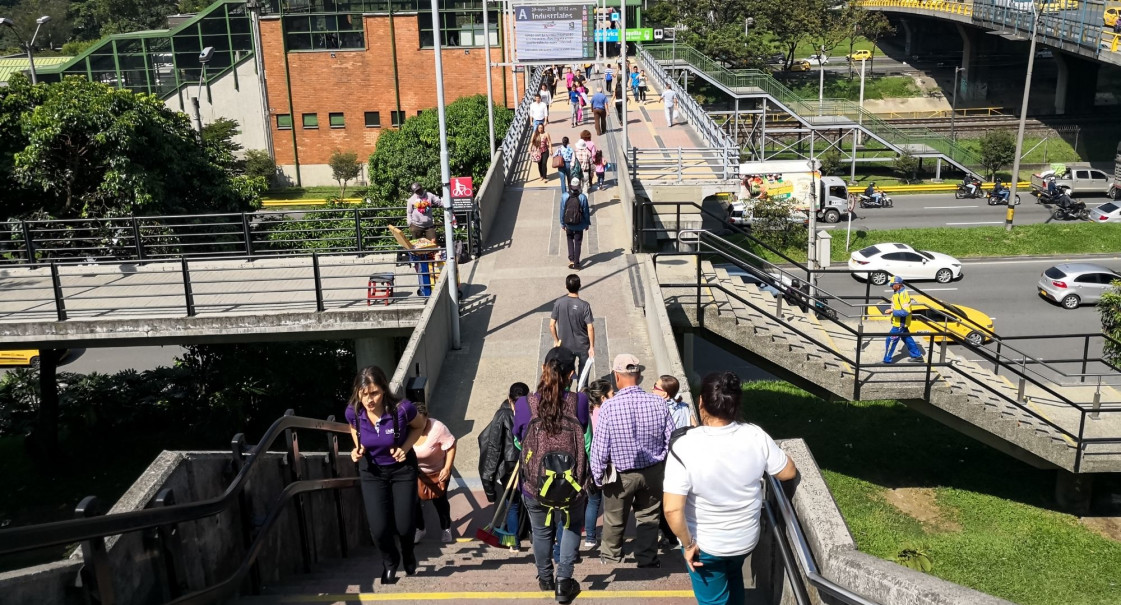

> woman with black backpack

[
  {"left": 512, "top": 347, "right": 591, "bottom": 605},
  {"left": 345, "top": 366, "right": 428, "bottom": 586},
  {"left": 560, "top": 178, "right": 590, "bottom": 270}
]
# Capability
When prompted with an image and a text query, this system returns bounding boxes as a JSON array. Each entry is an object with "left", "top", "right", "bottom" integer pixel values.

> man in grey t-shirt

[{"left": 550, "top": 274, "right": 595, "bottom": 374}]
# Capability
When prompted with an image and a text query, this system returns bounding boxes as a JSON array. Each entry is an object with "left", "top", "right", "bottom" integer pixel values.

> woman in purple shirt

[{"left": 345, "top": 365, "right": 428, "bottom": 585}]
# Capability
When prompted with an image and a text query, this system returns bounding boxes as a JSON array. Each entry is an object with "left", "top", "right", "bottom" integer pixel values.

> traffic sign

[
  {"left": 611, "top": 12, "right": 619, "bottom": 20},
  {"left": 594, "top": 28, "right": 655, "bottom": 43},
  {"left": 654, "top": 28, "right": 663, "bottom": 40},
  {"left": 450, "top": 176, "right": 474, "bottom": 211}
]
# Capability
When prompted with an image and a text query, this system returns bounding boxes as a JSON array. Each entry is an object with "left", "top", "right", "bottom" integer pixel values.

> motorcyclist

[
  {"left": 864, "top": 182, "right": 883, "bottom": 205},
  {"left": 992, "top": 179, "right": 1009, "bottom": 204},
  {"left": 963, "top": 175, "right": 981, "bottom": 197},
  {"left": 1047, "top": 176, "right": 1058, "bottom": 198}
]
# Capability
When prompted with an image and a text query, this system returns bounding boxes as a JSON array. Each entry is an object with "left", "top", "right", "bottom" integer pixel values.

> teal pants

[{"left": 686, "top": 550, "right": 749, "bottom": 605}]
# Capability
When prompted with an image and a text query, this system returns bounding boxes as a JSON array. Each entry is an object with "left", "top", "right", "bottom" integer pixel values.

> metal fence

[
  {"left": 637, "top": 45, "right": 739, "bottom": 154},
  {"left": 500, "top": 67, "right": 546, "bottom": 182},
  {"left": 0, "top": 206, "right": 424, "bottom": 265},
  {"left": 0, "top": 249, "right": 445, "bottom": 321},
  {"left": 629, "top": 147, "right": 737, "bottom": 182}
]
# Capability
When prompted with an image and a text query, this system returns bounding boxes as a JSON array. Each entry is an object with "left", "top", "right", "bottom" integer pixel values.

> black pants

[
  {"left": 537, "top": 156, "right": 549, "bottom": 179},
  {"left": 359, "top": 457, "right": 418, "bottom": 569},
  {"left": 565, "top": 228, "right": 584, "bottom": 266},
  {"left": 415, "top": 492, "right": 452, "bottom": 531},
  {"left": 593, "top": 108, "right": 607, "bottom": 136}
]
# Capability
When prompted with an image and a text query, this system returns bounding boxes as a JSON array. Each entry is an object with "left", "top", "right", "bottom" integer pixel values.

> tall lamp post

[
  {"left": 429, "top": 0, "right": 462, "bottom": 349},
  {"left": 1006, "top": 4, "right": 1042, "bottom": 231},
  {"left": 0, "top": 15, "right": 50, "bottom": 84},
  {"left": 817, "top": 45, "right": 826, "bottom": 116},
  {"left": 192, "top": 46, "right": 215, "bottom": 133},
  {"left": 950, "top": 66, "right": 964, "bottom": 142}
]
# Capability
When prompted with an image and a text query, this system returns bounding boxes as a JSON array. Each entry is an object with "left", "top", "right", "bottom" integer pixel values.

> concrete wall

[
  {"left": 639, "top": 255, "right": 695, "bottom": 413},
  {"left": 167, "top": 57, "right": 270, "bottom": 154},
  {"left": 0, "top": 449, "right": 364, "bottom": 605},
  {"left": 389, "top": 269, "right": 452, "bottom": 403},
  {"left": 476, "top": 150, "right": 507, "bottom": 244}
]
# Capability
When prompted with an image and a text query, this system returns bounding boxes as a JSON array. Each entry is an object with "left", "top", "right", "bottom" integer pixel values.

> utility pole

[
  {"left": 430, "top": 0, "right": 462, "bottom": 348},
  {"left": 950, "top": 66, "right": 964, "bottom": 142},
  {"left": 1006, "top": 6, "right": 1042, "bottom": 231},
  {"left": 482, "top": 0, "right": 496, "bottom": 157}
]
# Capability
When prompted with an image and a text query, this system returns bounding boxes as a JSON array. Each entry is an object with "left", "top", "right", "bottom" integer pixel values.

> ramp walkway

[
  {"left": 656, "top": 229, "right": 1121, "bottom": 474},
  {"left": 640, "top": 44, "right": 981, "bottom": 175}
]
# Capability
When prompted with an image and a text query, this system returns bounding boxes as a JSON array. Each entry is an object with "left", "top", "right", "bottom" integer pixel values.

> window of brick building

[
  {"left": 390, "top": 111, "right": 407, "bottom": 127},
  {"left": 283, "top": 12, "right": 365, "bottom": 51},
  {"left": 277, "top": 114, "right": 293, "bottom": 130},
  {"left": 364, "top": 111, "right": 381, "bottom": 128},
  {"left": 329, "top": 112, "right": 346, "bottom": 128},
  {"left": 418, "top": 2, "right": 500, "bottom": 48},
  {"left": 302, "top": 113, "right": 319, "bottom": 129}
]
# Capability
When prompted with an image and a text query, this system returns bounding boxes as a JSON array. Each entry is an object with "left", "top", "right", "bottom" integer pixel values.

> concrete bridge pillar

[
  {"left": 1054, "top": 52, "right": 1099, "bottom": 115},
  {"left": 355, "top": 336, "right": 397, "bottom": 374},
  {"left": 900, "top": 18, "right": 916, "bottom": 56},
  {"left": 955, "top": 24, "right": 986, "bottom": 103}
]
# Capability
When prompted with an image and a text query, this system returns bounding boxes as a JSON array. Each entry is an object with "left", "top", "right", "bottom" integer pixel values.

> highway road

[
  {"left": 0, "top": 346, "right": 184, "bottom": 376},
  {"left": 822, "top": 192, "right": 1116, "bottom": 231},
  {"left": 813, "top": 254, "right": 1121, "bottom": 382}
]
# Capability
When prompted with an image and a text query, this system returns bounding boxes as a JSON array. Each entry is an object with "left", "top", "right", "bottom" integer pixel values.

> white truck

[
  {"left": 728, "top": 160, "right": 853, "bottom": 226},
  {"left": 1029, "top": 163, "right": 1115, "bottom": 198}
]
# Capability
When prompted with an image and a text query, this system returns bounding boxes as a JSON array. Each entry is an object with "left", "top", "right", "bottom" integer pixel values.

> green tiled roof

[{"left": 0, "top": 57, "right": 73, "bottom": 84}]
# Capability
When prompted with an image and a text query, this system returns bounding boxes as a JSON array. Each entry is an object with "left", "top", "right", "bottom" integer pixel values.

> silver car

[
  {"left": 1037, "top": 263, "right": 1121, "bottom": 309},
  {"left": 1089, "top": 202, "right": 1121, "bottom": 223}
]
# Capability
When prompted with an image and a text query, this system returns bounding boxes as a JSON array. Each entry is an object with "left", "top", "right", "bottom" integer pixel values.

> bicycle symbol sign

[{"left": 450, "top": 177, "right": 473, "bottom": 199}]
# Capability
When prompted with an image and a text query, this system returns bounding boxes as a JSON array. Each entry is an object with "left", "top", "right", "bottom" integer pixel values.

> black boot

[
  {"left": 380, "top": 563, "right": 399, "bottom": 585},
  {"left": 555, "top": 578, "right": 580, "bottom": 604},
  {"left": 538, "top": 574, "right": 556, "bottom": 592}
]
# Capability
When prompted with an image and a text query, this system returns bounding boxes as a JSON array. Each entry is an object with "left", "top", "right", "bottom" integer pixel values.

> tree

[
  {"left": 329, "top": 150, "right": 362, "bottom": 199},
  {"left": 73, "top": 0, "right": 180, "bottom": 40},
  {"left": 367, "top": 95, "right": 512, "bottom": 204},
  {"left": 977, "top": 130, "right": 1016, "bottom": 181},
  {"left": 6, "top": 76, "right": 260, "bottom": 218},
  {"left": 893, "top": 152, "right": 921, "bottom": 184},
  {"left": 245, "top": 149, "right": 277, "bottom": 185},
  {"left": 1101, "top": 284, "right": 1121, "bottom": 369},
  {"left": 201, "top": 117, "right": 245, "bottom": 174},
  {"left": 746, "top": 0, "right": 823, "bottom": 70},
  {"left": 647, "top": 0, "right": 773, "bottom": 69},
  {"left": 860, "top": 12, "right": 895, "bottom": 76}
]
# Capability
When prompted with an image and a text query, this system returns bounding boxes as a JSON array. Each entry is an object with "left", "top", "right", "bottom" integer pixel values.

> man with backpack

[
  {"left": 560, "top": 177, "right": 591, "bottom": 270},
  {"left": 590, "top": 354, "right": 674, "bottom": 568},
  {"left": 512, "top": 347, "right": 590, "bottom": 604}
]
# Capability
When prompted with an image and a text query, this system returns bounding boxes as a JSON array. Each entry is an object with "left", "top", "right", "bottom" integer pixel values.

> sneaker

[
  {"left": 413, "top": 528, "right": 426, "bottom": 544},
  {"left": 555, "top": 578, "right": 581, "bottom": 604},
  {"left": 909, "top": 356, "right": 925, "bottom": 363},
  {"left": 582, "top": 539, "right": 597, "bottom": 549},
  {"left": 441, "top": 529, "right": 454, "bottom": 544}
]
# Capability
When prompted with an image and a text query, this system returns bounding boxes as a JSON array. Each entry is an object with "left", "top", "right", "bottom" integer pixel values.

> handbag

[
  {"left": 551, "top": 154, "right": 565, "bottom": 169},
  {"left": 418, "top": 471, "right": 448, "bottom": 501}
]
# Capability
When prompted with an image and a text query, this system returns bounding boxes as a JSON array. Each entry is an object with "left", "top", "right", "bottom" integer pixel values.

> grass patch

[
  {"left": 742, "top": 381, "right": 1121, "bottom": 605},
  {"left": 263, "top": 186, "right": 364, "bottom": 201},
  {"left": 733, "top": 222, "right": 1121, "bottom": 264},
  {"left": 786, "top": 75, "right": 920, "bottom": 101},
  {"left": 958, "top": 136, "right": 1083, "bottom": 166}
]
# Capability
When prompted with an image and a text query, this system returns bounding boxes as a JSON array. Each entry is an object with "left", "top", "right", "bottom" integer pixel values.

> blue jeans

[
  {"left": 557, "top": 165, "right": 571, "bottom": 192},
  {"left": 687, "top": 550, "right": 750, "bottom": 605},
  {"left": 505, "top": 493, "right": 521, "bottom": 548},
  {"left": 526, "top": 495, "right": 584, "bottom": 581},
  {"left": 884, "top": 325, "right": 923, "bottom": 362},
  {"left": 533, "top": 118, "right": 544, "bottom": 130},
  {"left": 584, "top": 489, "right": 602, "bottom": 542}
]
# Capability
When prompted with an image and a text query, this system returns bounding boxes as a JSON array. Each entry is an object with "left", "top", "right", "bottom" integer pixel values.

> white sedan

[
  {"left": 848, "top": 243, "right": 963, "bottom": 286},
  {"left": 1089, "top": 202, "right": 1121, "bottom": 223}
]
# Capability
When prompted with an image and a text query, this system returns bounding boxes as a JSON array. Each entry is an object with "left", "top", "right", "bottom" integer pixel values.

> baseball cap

[
  {"left": 612, "top": 353, "right": 643, "bottom": 374},
  {"left": 570, "top": 177, "right": 581, "bottom": 187}
]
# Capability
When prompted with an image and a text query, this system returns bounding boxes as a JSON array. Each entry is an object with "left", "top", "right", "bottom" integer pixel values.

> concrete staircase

[{"left": 662, "top": 260, "right": 1121, "bottom": 473}]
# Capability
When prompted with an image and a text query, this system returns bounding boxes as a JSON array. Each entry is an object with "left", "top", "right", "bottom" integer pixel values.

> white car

[
  {"left": 1089, "top": 201, "right": 1121, "bottom": 223},
  {"left": 848, "top": 243, "right": 963, "bottom": 285},
  {"left": 805, "top": 54, "right": 829, "bottom": 65}
]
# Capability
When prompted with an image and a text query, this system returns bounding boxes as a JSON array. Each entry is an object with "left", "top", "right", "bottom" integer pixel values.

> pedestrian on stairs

[
  {"left": 412, "top": 402, "right": 458, "bottom": 545},
  {"left": 884, "top": 276, "right": 924, "bottom": 364},
  {"left": 345, "top": 365, "right": 429, "bottom": 585}
]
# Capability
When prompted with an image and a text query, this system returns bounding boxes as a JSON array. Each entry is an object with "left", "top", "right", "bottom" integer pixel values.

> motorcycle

[
  {"left": 858, "top": 192, "right": 893, "bottom": 208},
  {"left": 1052, "top": 197, "right": 1089, "bottom": 221},
  {"left": 1036, "top": 188, "right": 1064, "bottom": 205},
  {"left": 987, "top": 191, "right": 1021, "bottom": 206},
  {"left": 955, "top": 183, "right": 986, "bottom": 199}
]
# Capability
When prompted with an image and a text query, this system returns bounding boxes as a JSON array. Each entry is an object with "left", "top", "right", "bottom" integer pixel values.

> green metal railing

[{"left": 644, "top": 44, "right": 982, "bottom": 170}]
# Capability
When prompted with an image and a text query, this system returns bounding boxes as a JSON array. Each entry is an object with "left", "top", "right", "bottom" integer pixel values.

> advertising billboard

[{"left": 514, "top": 4, "right": 596, "bottom": 62}]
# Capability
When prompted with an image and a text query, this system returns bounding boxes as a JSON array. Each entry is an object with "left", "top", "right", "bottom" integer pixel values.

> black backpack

[
  {"left": 563, "top": 194, "right": 584, "bottom": 226},
  {"left": 520, "top": 393, "right": 587, "bottom": 527}
]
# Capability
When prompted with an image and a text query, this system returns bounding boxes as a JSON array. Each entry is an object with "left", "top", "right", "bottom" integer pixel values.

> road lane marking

[
  {"left": 925, "top": 205, "right": 979, "bottom": 209},
  {"left": 945, "top": 221, "right": 1003, "bottom": 225}
]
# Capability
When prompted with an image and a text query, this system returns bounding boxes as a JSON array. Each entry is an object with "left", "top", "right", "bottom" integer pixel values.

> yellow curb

[{"left": 279, "top": 590, "right": 696, "bottom": 602}]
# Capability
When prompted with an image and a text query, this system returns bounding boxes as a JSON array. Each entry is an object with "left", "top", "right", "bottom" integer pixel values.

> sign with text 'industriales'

[{"left": 514, "top": 4, "right": 596, "bottom": 62}]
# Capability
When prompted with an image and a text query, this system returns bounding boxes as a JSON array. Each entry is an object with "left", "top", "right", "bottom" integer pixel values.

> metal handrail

[
  {"left": 0, "top": 414, "right": 352, "bottom": 556},
  {"left": 637, "top": 45, "right": 738, "bottom": 156},
  {"left": 500, "top": 66, "right": 545, "bottom": 182}
]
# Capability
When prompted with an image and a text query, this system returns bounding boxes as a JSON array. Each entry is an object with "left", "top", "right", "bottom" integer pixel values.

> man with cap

[
  {"left": 406, "top": 182, "right": 444, "bottom": 240},
  {"left": 590, "top": 354, "right": 674, "bottom": 568},
  {"left": 885, "top": 276, "right": 924, "bottom": 363},
  {"left": 560, "top": 176, "right": 591, "bottom": 269}
]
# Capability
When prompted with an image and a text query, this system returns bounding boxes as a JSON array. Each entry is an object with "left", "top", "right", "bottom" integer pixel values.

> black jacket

[{"left": 477, "top": 402, "right": 519, "bottom": 502}]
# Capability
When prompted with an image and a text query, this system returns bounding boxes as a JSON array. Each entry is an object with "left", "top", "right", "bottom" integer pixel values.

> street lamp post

[
  {"left": 482, "top": 0, "right": 496, "bottom": 157},
  {"left": 1006, "top": 5, "right": 1043, "bottom": 231},
  {"left": 817, "top": 45, "right": 826, "bottom": 116},
  {"left": 429, "top": 0, "right": 462, "bottom": 349},
  {"left": 950, "top": 66, "right": 964, "bottom": 142},
  {"left": 0, "top": 15, "right": 50, "bottom": 84},
  {"left": 192, "top": 47, "right": 214, "bottom": 133}
]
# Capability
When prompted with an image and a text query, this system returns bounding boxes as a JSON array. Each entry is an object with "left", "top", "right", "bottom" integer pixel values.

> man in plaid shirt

[{"left": 590, "top": 353, "right": 674, "bottom": 567}]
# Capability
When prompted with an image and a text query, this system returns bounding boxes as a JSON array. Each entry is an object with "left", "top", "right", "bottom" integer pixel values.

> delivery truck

[{"left": 728, "top": 160, "right": 853, "bottom": 226}]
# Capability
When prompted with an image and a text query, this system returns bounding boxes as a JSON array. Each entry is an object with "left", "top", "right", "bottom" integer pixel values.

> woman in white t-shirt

[
  {"left": 412, "top": 404, "right": 458, "bottom": 545},
  {"left": 663, "top": 372, "right": 797, "bottom": 605}
]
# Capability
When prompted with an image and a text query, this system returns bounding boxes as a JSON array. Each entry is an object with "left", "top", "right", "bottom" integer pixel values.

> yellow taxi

[
  {"left": 0, "top": 349, "right": 69, "bottom": 369},
  {"left": 1106, "top": 6, "right": 1120, "bottom": 27},
  {"left": 847, "top": 49, "right": 872, "bottom": 61},
  {"left": 789, "top": 59, "right": 812, "bottom": 72},
  {"left": 866, "top": 295, "right": 995, "bottom": 347},
  {"left": 1038, "top": 0, "right": 1078, "bottom": 11}
]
